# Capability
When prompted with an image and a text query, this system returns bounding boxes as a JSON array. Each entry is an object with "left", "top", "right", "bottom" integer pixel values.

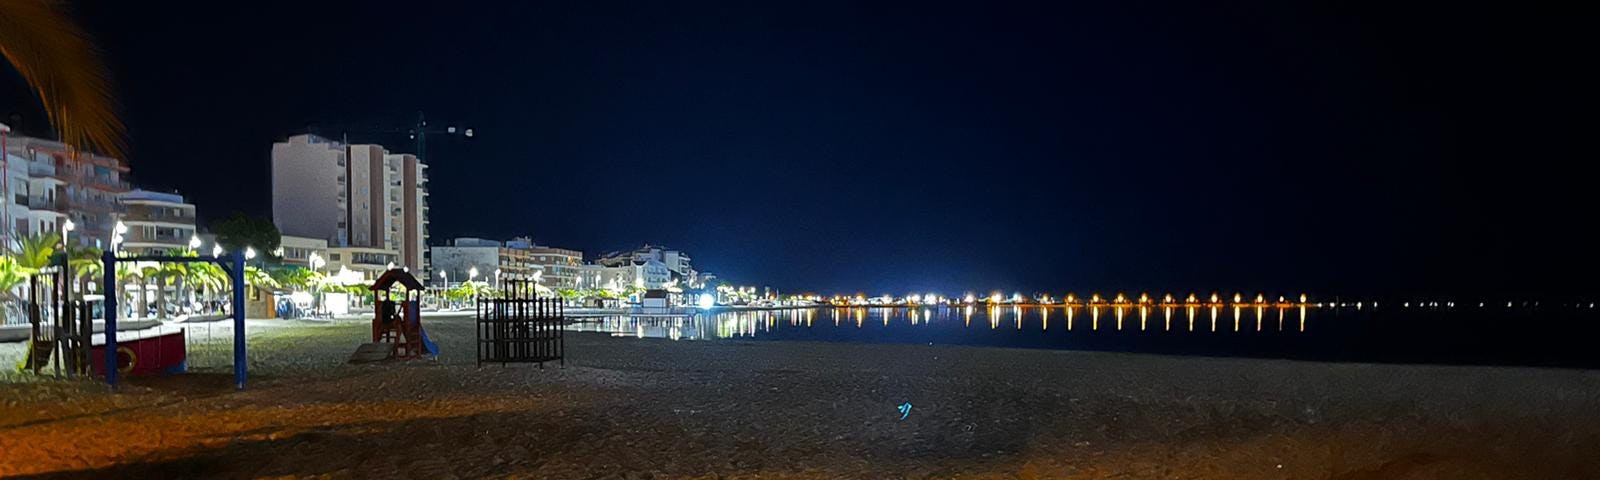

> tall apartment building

[
  {"left": 271, "top": 134, "right": 428, "bottom": 279},
  {"left": 2, "top": 131, "right": 130, "bottom": 249}
]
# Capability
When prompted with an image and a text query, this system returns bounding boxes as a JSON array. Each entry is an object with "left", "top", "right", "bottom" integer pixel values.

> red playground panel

[{"left": 91, "top": 330, "right": 187, "bottom": 377}]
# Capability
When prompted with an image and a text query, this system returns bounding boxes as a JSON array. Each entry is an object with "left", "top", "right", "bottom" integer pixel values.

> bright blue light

[{"left": 698, "top": 294, "right": 716, "bottom": 309}]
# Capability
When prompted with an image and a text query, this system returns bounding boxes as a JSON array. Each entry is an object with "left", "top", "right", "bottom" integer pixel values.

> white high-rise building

[{"left": 271, "top": 134, "right": 428, "bottom": 280}]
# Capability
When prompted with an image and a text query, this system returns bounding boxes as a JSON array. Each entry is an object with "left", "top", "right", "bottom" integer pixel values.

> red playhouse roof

[{"left": 369, "top": 269, "right": 424, "bottom": 291}]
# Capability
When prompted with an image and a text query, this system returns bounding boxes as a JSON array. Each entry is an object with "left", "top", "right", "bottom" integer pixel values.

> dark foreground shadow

[{"left": 7, "top": 409, "right": 598, "bottom": 480}]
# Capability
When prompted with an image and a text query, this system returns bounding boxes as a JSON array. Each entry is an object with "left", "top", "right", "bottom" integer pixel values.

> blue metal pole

[
  {"left": 231, "top": 251, "right": 247, "bottom": 390},
  {"left": 101, "top": 250, "right": 118, "bottom": 389}
]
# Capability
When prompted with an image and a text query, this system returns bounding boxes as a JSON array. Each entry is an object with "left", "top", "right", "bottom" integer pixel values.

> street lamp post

[
  {"left": 110, "top": 220, "right": 128, "bottom": 253},
  {"left": 110, "top": 221, "right": 128, "bottom": 317},
  {"left": 308, "top": 252, "right": 326, "bottom": 315},
  {"left": 440, "top": 270, "right": 449, "bottom": 309},
  {"left": 60, "top": 220, "right": 75, "bottom": 299}
]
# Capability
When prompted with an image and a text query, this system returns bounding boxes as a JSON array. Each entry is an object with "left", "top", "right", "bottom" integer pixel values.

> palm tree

[
  {"left": 0, "top": 256, "right": 29, "bottom": 324},
  {"left": 245, "top": 266, "right": 277, "bottom": 289},
  {"left": 147, "top": 261, "right": 187, "bottom": 319},
  {"left": 183, "top": 261, "right": 226, "bottom": 314},
  {"left": 8, "top": 233, "right": 59, "bottom": 272},
  {"left": 4, "top": 234, "right": 58, "bottom": 323},
  {"left": 0, "top": 0, "right": 124, "bottom": 157},
  {"left": 64, "top": 244, "right": 101, "bottom": 300}
]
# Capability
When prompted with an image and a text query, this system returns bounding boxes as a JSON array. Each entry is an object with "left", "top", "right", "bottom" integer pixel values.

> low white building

[
  {"left": 325, "top": 246, "right": 401, "bottom": 281},
  {"left": 430, "top": 237, "right": 505, "bottom": 287},
  {"left": 279, "top": 235, "right": 330, "bottom": 269},
  {"left": 595, "top": 244, "right": 699, "bottom": 288},
  {"left": 577, "top": 258, "right": 672, "bottom": 291}
]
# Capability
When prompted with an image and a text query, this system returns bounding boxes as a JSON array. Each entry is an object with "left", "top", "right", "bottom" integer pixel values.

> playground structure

[
  {"left": 477, "top": 279, "right": 564, "bottom": 367},
  {"left": 17, "top": 256, "right": 90, "bottom": 376},
  {"left": 352, "top": 269, "right": 437, "bottom": 362},
  {"left": 22, "top": 250, "right": 248, "bottom": 389}
]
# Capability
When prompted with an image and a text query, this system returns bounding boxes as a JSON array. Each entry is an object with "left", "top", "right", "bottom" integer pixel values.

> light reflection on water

[
  {"left": 565, "top": 305, "right": 1321, "bottom": 343},
  {"left": 561, "top": 305, "right": 1600, "bottom": 367}
]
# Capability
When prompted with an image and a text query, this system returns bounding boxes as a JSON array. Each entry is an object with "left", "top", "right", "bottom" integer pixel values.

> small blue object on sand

[{"left": 898, "top": 402, "right": 913, "bottom": 420}]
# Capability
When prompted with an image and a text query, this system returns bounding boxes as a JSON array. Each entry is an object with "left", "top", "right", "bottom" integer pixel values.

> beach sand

[{"left": 2, "top": 316, "right": 1598, "bottom": 479}]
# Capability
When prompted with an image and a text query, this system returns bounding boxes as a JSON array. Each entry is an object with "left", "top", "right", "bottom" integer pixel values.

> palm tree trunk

[
  {"left": 136, "top": 279, "right": 148, "bottom": 319},
  {"left": 155, "top": 276, "right": 168, "bottom": 320}
]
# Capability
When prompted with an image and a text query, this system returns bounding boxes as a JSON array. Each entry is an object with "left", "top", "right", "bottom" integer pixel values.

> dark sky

[{"left": 3, "top": 0, "right": 1594, "bottom": 296}]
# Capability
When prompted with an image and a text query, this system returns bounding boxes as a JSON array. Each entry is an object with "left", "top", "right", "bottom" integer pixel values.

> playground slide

[
  {"left": 418, "top": 326, "right": 439, "bottom": 356},
  {"left": 404, "top": 301, "right": 438, "bottom": 356}
]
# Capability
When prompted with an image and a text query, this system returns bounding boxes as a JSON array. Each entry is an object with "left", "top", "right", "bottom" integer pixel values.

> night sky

[{"left": 3, "top": 1, "right": 1593, "bottom": 296}]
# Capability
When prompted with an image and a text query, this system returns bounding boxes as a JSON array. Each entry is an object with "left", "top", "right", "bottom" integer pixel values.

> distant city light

[{"left": 698, "top": 294, "right": 716, "bottom": 309}]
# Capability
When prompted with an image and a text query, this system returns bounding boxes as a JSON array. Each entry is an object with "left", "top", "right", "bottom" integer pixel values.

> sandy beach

[{"left": 3, "top": 316, "right": 1599, "bottom": 479}]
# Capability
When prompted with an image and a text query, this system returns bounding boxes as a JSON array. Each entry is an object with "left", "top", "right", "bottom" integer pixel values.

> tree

[
  {"left": 8, "top": 233, "right": 59, "bottom": 271},
  {"left": 64, "top": 244, "right": 101, "bottom": 300},
  {"left": 2, "top": 234, "right": 64, "bottom": 323},
  {"left": 244, "top": 266, "right": 278, "bottom": 290},
  {"left": 268, "top": 265, "right": 317, "bottom": 291},
  {"left": 0, "top": 256, "right": 27, "bottom": 323},
  {"left": 0, "top": 0, "right": 124, "bottom": 157},
  {"left": 210, "top": 212, "right": 280, "bottom": 259}
]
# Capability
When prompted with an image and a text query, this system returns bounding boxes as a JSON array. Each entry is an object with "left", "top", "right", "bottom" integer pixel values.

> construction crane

[{"left": 311, "top": 111, "right": 475, "bottom": 162}]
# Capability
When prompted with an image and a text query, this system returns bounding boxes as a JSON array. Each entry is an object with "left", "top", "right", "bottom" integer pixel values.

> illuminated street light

[
  {"left": 188, "top": 235, "right": 202, "bottom": 249},
  {"left": 244, "top": 247, "right": 256, "bottom": 260},
  {"left": 212, "top": 244, "right": 224, "bottom": 258},
  {"left": 60, "top": 219, "right": 75, "bottom": 250}
]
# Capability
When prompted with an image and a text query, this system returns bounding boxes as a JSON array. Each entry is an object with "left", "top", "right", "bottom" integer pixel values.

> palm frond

[
  {"left": 8, "top": 233, "right": 60, "bottom": 270},
  {"left": 0, "top": 0, "right": 125, "bottom": 158}
]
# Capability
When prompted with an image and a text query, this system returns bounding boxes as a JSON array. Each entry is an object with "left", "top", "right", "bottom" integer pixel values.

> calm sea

[{"left": 569, "top": 304, "right": 1600, "bottom": 368}]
